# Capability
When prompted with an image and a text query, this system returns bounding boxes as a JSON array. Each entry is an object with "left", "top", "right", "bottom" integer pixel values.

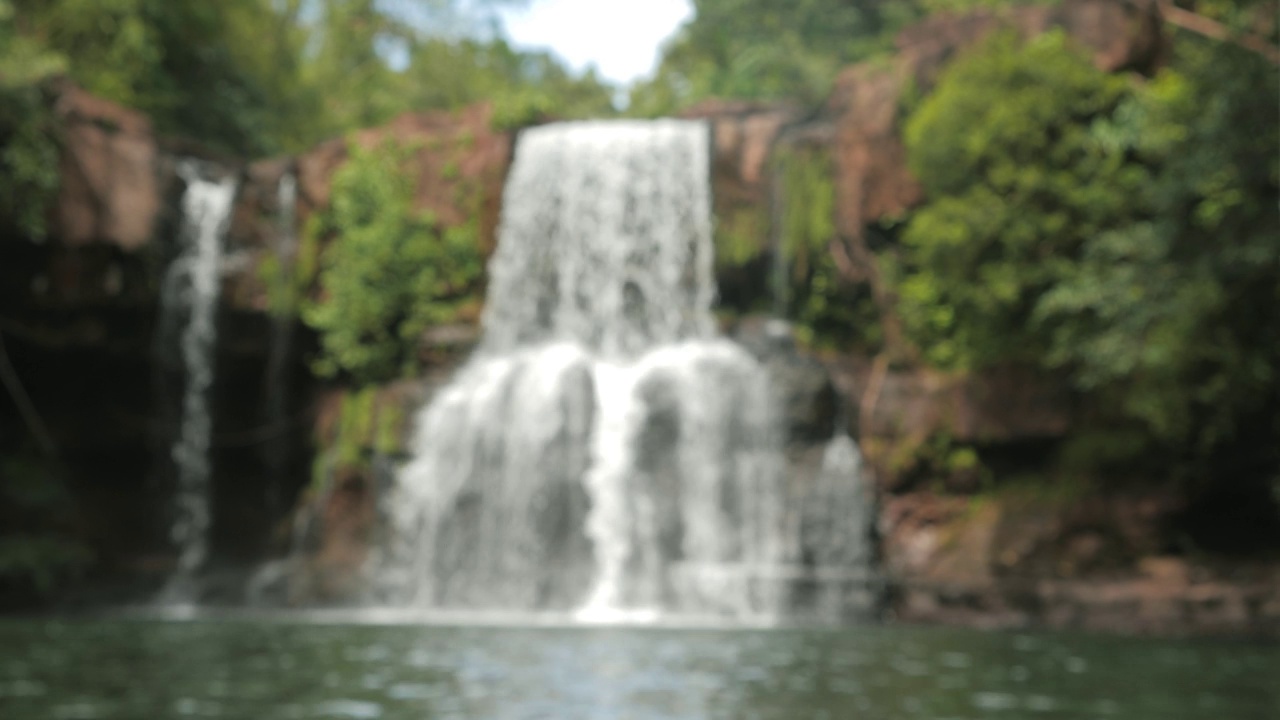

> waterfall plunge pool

[{"left": 1, "top": 614, "right": 1275, "bottom": 719}]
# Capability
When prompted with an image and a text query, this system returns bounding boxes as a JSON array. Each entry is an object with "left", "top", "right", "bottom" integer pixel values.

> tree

[
  {"left": 400, "top": 36, "right": 615, "bottom": 125},
  {"left": 1035, "top": 36, "right": 1279, "bottom": 470},
  {"left": 629, "top": 0, "right": 917, "bottom": 115},
  {"left": 898, "top": 31, "right": 1141, "bottom": 369},
  {"left": 303, "top": 140, "right": 484, "bottom": 384},
  {"left": 0, "top": 0, "right": 64, "bottom": 239},
  {"left": 897, "top": 27, "right": 1279, "bottom": 479}
]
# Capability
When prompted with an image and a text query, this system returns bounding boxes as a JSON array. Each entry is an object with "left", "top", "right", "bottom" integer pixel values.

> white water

[
  {"left": 158, "top": 162, "right": 237, "bottom": 603},
  {"left": 386, "top": 120, "right": 867, "bottom": 621}
]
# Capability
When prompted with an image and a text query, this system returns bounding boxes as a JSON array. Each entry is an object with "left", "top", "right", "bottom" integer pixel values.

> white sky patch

[{"left": 498, "top": 0, "right": 693, "bottom": 86}]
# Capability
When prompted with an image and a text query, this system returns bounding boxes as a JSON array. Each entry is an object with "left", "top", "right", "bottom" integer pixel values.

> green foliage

[
  {"left": 403, "top": 37, "right": 615, "bottom": 130},
  {"left": 259, "top": 202, "right": 320, "bottom": 321},
  {"left": 0, "top": 536, "right": 90, "bottom": 594},
  {"left": 12, "top": 0, "right": 305, "bottom": 155},
  {"left": 885, "top": 430, "right": 992, "bottom": 492},
  {"left": 311, "top": 386, "right": 406, "bottom": 491},
  {"left": 776, "top": 145, "right": 882, "bottom": 349},
  {"left": 899, "top": 31, "right": 1139, "bottom": 369},
  {"left": 897, "top": 28, "right": 1279, "bottom": 477},
  {"left": 303, "top": 139, "right": 483, "bottom": 384},
  {"left": 629, "top": 0, "right": 924, "bottom": 115},
  {"left": 919, "top": 0, "right": 1054, "bottom": 12},
  {"left": 0, "top": 0, "right": 64, "bottom": 239},
  {"left": 7, "top": 0, "right": 613, "bottom": 157},
  {"left": 0, "top": 0, "right": 65, "bottom": 85},
  {"left": 0, "top": 455, "right": 90, "bottom": 596},
  {"left": 715, "top": 205, "right": 769, "bottom": 269},
  {"left": 1035, "top": 38, "right": 1279, "bottom": 460},
  {"left": 374, "top": 401, "right": 405, "bottom": 456},
  {"left": 337, "top": 387, "right": 377, "bottom": 469},
  {"left": 627, "top": 0, "right": 1041, "bottom": 115}
]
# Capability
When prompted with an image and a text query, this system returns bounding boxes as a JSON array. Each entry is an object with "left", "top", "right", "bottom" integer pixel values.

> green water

[{"left": 0, "top": 616, "right": 1275, "bottom": 719}]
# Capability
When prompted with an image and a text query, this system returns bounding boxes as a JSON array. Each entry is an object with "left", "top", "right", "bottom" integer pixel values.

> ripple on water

[
  {"left": 0, "top": 679, "right": 46, "bottom": 697},
  {"left": 971, "top": 691, "right": 1019, "bottom": 711},
  {"left": 1025, "top": 694, "right": 1058, "bottom": 712},
  {"left": 386, "top": 683, "right": 440, "bottom": 701},
  {"left": 174, "top": 697, "right": 223, "bottom": 716},
  {"left": 52, "top": 702, "right": 106, "bottom": 720},
  {"left": 313, "top": 699, "right": 384, "bottom": 719}
]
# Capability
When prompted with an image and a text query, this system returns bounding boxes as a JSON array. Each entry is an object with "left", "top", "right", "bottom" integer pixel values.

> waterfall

[
  {"left": 262, "top": 171, "right": 297, "bottom": 512},
  {"left": 157, "top": 162, "right": 237, "bottom": 603},
  {"left": 383, "top": 120, "right": 870, "bottom": 622}
]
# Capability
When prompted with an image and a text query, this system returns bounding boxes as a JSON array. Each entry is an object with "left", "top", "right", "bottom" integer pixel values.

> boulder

[
  {"left": 828, "top": 359, "right": 1071, "bottom": 490},
  {"left": 883, "top": 488, "right": 1279, "bottom": 637},
  {"left": 863, "top": 365, "right": 1071, "bottom": 444},
  {"left": 51, "top": 82, "right": 161, "bottom": 251},
  {"left": 732, "top": 317, "right": 839, "bottom": 444}
]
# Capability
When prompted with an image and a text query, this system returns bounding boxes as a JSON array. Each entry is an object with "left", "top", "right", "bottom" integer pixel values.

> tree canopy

[
  {"left": 895, "top": 27, "right": 1278, "bottom": 480},
  {"left": 3, "top": 0, "right": 612, "bottom": 156}
]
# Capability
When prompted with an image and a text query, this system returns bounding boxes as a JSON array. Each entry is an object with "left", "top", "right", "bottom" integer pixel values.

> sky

[{"left": 496, "top": 0, "right": 694, "bottom": 86}]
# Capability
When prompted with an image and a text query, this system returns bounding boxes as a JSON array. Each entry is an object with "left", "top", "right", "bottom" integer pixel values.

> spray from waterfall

[{"left": 157, "top": 162, "right": 237, "bottom": 603}]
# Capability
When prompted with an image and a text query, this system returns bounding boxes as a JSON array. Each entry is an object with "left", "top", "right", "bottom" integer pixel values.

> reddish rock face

[
  {"left": 51, "top": 83, "right": 162, "bottom": 252},
  {"left": 862, "top": 365, "right": 1071, "bottom": 445},
  {"left": 828, "top": 359, "right": 1071, "bottom": 492},
  {"left": 827, "top": 64, "right": 923, "bottom": 242},
  {"left": 682, "top": 99, "right": 803, "bottom": 196},
  {"left": 680, "top": 100, "right": 803, "bottom": 241},
  {"left": 219, "top": 104, "right": 512, "bottom": 314},
  {"left": 882, "top": 489, "right": 1280, "bottom": 637},
  {"left": 295, "top": 104, "right": 512, "bottom": 257}
]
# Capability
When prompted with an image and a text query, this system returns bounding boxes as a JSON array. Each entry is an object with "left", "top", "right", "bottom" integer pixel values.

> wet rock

[
  {"left": 732, "top": 317, "right": 839, "bottom": 443},
  {"left": 883, "top": 488, "right": 1280, "bottom": 637}
]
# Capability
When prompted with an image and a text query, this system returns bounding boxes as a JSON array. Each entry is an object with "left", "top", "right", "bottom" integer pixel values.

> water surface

[{"left": 0, "top": 616, "right": 1275, "bottom": 719}]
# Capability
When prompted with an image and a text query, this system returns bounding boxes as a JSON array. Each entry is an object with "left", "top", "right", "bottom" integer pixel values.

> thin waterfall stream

[
  {"left": 262, "top": 171, "right": 298, "bottom": 514},
  {"left": 157, "top": 162, "right": 238, "bottom": 603}
]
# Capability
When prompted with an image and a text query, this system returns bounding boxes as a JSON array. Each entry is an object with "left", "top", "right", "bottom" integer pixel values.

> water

[
  {"left": 262, "top": 171, "right": 298, "bottom": 511},
  {"left": 385, "top": 120, "right": 822, "bottom": 618},
  {"left": 1, "top": 617, "right": 1275, "bottom": 719},
  {"left": 155, "top": 162, "right": 238, "bottom": 602}
]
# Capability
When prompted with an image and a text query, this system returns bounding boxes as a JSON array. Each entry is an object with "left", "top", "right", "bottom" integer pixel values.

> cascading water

[
  {"left": 157, "top": 162, "right": 237, "bottom": 603},
  {"left": 262, "top": 171, "right": 297, "bottom": 511},
  {"left": 383, "top": 120, "right": 871, "bottom": 622}
]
